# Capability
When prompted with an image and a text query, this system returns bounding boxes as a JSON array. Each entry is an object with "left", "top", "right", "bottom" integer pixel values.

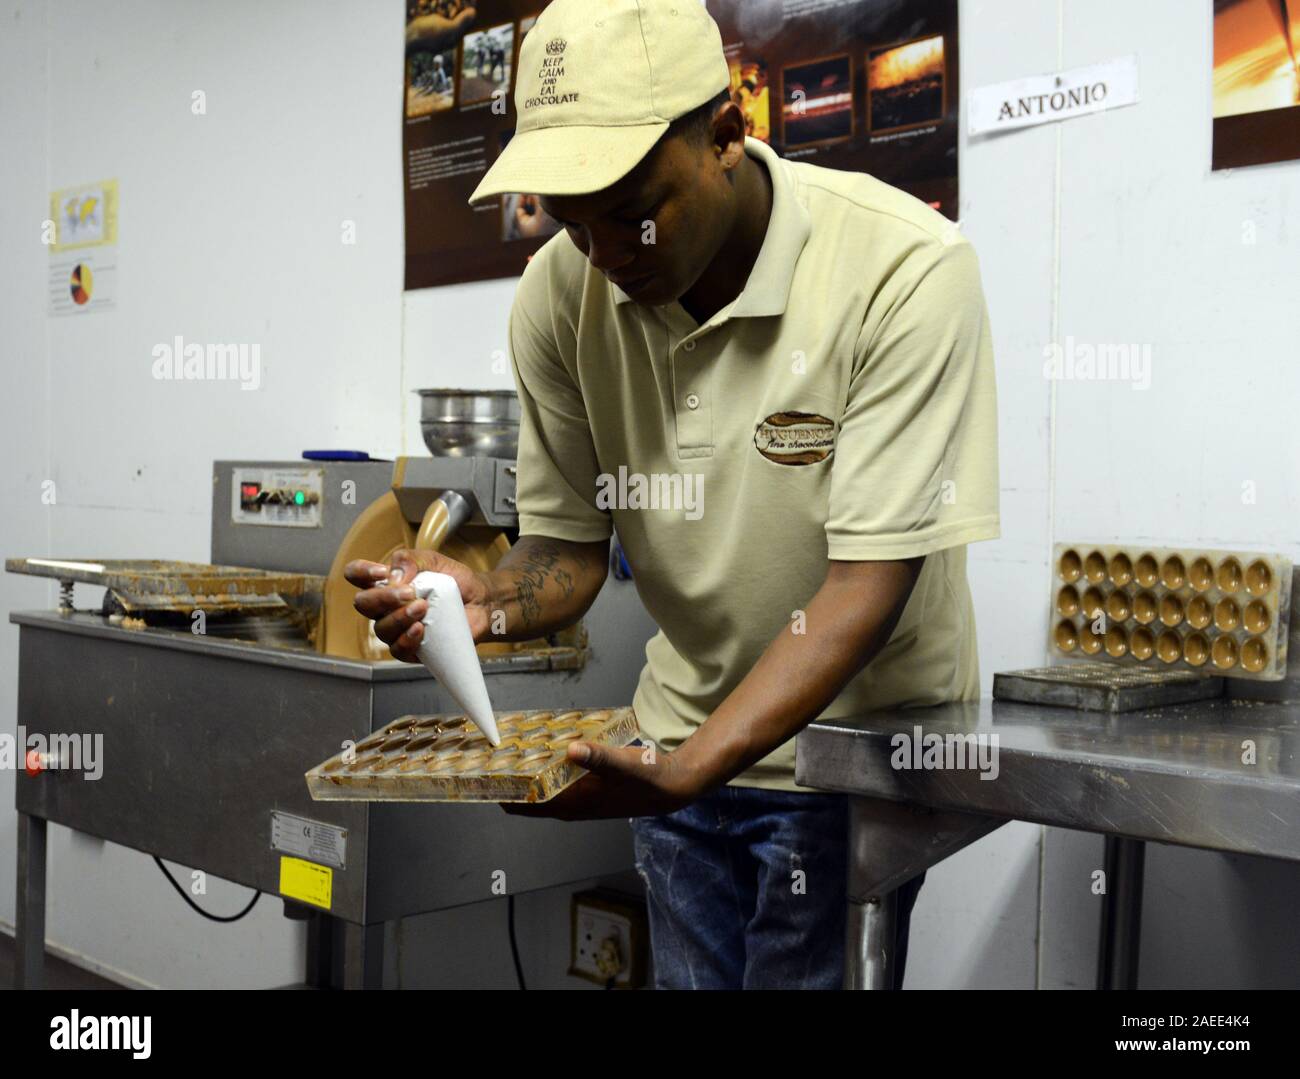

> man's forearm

[
  {"left": 674, "top": 557, "right": 924, "bottom": 790},
  {"left": 482, "top": 534, "right": 609, "bottom": 640}
]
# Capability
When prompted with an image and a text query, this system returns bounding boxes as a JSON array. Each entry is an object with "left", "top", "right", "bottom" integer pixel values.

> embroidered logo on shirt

[{"left": 753, "top": 412, "right": 836, "bottom": 465}]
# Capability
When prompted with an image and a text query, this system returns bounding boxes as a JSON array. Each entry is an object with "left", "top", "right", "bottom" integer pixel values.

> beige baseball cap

[{"left": 466, "top": 0, "right": 730, "bottom": 207}]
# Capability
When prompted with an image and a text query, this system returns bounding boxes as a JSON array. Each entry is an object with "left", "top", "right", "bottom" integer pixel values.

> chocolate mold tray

[
  {"left": 305, "top": 708, "right": 639, "bottom": 804},
  {"left": 1051, "top": 544, "right": 1292, "bottom": 680},
  {"left": 994, "top": 663, "right": 1224, "bottom": 712}
]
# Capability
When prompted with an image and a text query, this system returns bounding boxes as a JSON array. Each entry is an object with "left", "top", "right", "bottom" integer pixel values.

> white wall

[
  {"left": 933, "top": 0, "right": 1300, "bottom": 990},
  {"left": 1, "top": 0, "right": 1297, "bottom": 988},
  {"left": 1046, "top": 0, "right": 1299, "bottom": 990}
]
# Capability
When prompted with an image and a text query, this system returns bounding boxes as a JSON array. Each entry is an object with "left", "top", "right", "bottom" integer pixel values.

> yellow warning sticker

[{"left": 279, "top": 856, "right": 332, "bottom": 910}]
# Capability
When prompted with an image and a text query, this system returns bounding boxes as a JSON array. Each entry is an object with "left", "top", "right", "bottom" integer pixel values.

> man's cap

[{"left": 467, "top": 0, "right": 730, "bottom": 207}]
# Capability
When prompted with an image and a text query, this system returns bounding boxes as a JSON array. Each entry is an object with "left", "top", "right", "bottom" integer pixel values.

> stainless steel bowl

[{"left": 416, "top": 389, "right": 521, "bottom": 459}]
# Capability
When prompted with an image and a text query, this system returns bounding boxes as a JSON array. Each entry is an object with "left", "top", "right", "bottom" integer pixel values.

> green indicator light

[{"left": 294, "top": 490, "right": 305, "bottom": 505}]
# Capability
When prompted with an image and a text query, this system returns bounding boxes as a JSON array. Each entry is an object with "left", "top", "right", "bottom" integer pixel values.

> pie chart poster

[
  {"left": 402, "top": 0, "right": 958, "bottom": 291},
  {"left": 48, "top": 179, "right": 118, "bottom": 316}
]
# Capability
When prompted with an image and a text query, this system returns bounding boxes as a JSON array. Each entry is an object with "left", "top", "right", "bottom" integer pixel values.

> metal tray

[
  {"left": 5, "top": 557, "right": 323, "bottom": 612},
  {"left": 994, "top": 663, "right": 1224, "bottom": 713}
]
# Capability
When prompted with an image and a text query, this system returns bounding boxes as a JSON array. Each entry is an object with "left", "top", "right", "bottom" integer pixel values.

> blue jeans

[{"left": 630, "top": 785, "right": 925, "bottom": 989}]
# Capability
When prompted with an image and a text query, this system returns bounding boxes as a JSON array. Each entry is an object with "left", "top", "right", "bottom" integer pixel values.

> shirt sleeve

[
  {"left": 507, "top": 289, "right": 613, "bottom": 543},
  {"left": 825, "top": 238, "right": 1000, "bottom": 560}
]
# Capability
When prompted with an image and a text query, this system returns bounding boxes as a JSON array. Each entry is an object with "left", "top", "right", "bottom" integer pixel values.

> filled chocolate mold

[
  {"left": 1051, "top": 544, "right": 1291, "bottom": 680},
  {"left": 306, "top": 707, "right": 639, "bottom": 803}
]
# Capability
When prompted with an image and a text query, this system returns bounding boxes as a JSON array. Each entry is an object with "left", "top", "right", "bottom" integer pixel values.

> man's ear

[{"left": 712, "top": 102, "right": 748, "bottom": 168}]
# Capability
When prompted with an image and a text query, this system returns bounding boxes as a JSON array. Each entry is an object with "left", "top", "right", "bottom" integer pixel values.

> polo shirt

[{"left": 505, "top": 135, "right": 1000, "bottom": 791}]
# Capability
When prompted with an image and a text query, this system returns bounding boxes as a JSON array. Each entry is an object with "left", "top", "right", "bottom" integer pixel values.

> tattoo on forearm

[{"left": 511, "top": 540, "right": 577, "bottom": 629}]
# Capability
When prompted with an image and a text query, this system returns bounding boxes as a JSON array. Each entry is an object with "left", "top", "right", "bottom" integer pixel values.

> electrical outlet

[{"left": 568, "top": 888, "right": 647, "bottom": 988}]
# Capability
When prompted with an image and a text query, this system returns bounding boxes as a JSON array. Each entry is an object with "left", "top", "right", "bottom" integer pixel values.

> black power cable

[
  {"left": 154, "top": 857, "right": 262, "bottom": 922},
  {"left": 507, "top": 893, "right": 527, "bottom": 990}
]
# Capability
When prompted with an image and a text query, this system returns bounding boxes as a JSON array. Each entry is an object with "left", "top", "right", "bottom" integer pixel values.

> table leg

[
  {"left": 341, "top": 920, "right": 385, "bottom": 989},
  {"left": 15, "top": 812, "right": 48, "bottom": 989},
  {"left": 846, "top": 891, "right": 898, "bottom": 990},
  {"left": 305, "top": 911, "right": 336, "bottom": 988},
  {"left": 843, "top": 797, "right": 1005, "bottom": 990},
  {"left": 1097, "top": 835, "right": 1145, "bottom": 990}
]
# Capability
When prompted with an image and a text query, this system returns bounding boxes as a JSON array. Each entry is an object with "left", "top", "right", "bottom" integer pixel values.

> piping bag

[{"left": 410, "top": 571, "right": 500, "bottom": 746}]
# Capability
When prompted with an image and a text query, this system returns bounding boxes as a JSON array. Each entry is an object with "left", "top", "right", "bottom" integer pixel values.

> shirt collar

[{"left": 611, "top": 136, "right": 810, "bottom": 317}]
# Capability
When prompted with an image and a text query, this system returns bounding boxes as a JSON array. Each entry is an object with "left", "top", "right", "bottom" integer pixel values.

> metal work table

[
  {"left": 11, "top": 577, "right": 655, "bottom": 989},
  {"left": 795, "top": 696, "right": 1300, "bottom": 989}
]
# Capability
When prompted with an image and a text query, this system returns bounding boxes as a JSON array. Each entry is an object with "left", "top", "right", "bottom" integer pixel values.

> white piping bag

[{"left": 411, "top": 571, "right": 500, "bottom": 746}]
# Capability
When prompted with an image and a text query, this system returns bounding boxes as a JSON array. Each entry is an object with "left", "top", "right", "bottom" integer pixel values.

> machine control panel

[{"left": 230, "top": 466, "right": 324, "bottom": 528}]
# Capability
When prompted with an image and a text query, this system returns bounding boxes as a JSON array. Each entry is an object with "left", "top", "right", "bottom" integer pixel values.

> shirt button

[
  {"left": 683, "top": 340, "right": 696, "bottom": 351},
  {"left": 685, "top": 393, "right": 700, "bottom": 410}
]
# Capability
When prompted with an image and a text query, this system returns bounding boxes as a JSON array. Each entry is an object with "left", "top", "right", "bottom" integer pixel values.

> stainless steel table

[
  {"left": 10, "top": 579, "right": 656, "bottom": 989},
  {"left": 795, "top": 697, "right": 1300, "bottom": 989}
]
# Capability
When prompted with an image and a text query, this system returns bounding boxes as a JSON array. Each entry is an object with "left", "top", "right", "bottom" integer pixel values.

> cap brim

[{"left": 466, "top": 121, "right": 669, "bottom": 207}]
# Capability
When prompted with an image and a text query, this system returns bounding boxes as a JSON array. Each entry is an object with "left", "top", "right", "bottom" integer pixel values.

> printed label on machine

[
  {"left": 279, "top": 857, "right": 333, "bottom": 911},
  {"left": 271, "top": 811, "right": 347, "bottom": 869},
  {"left": 231, "top": 466, "right": 324, "bottom": 528}
]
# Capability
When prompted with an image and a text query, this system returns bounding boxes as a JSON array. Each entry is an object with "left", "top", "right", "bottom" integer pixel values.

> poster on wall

[
  {"left": 48, "top": 179, "right": 118, "bottom": 315},
  {"left": 1212, "top": 0, "right": 1300, "bottom": 169},
  {"left": 709, "top": 0, "right": 958, "bottom": 217},
  {"left": 403, "top": 0, "right": 958, "bottom": 290},
  {"left": 403, "top": 1, "right": 554, "bottom": 290}
]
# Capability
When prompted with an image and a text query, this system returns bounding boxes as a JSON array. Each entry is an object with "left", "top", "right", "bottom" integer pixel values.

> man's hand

[
  {"left": 345, "top": 549, "right": 491, "bottom": 661},
  {"left": 502, "top": 739, "right": 706, "bottom": 820},
  {"left": 406, "top": 5, "right": 477, "bottom": 54},
  {"left": 506, "top": 555, "right": 926, "bottom": 820},
  {"left": 345, "top": 534, "right": 609, "bottom": 661}
]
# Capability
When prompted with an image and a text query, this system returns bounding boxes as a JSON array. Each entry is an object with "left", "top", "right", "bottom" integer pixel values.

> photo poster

[
  {"left": 404, "top": 0, "right": 556, "bottom": 290},
  {"left": 1212, "top": 0, "right": 1300, "bottom": 169},
  {"left": 48, "top": 178, "right": 119, "bottom": 315},
  {"left": 710, "top": 0, "right": 958, "bottom": 218},
  {"left": 402, "top": 0, "right": 959, "bottom": 290}
]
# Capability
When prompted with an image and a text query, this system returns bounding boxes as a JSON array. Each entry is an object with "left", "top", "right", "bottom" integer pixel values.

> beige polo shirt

[{"left": 506, "top": 136, "right": 999, "bottom": 791}]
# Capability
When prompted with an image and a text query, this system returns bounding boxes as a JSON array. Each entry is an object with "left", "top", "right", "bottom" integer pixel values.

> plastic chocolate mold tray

[
  {"left": 305, "top": 708, "right": 639, "bottom": 803},
  {"left": 1051, "top": 544, "right": 1292, "bottom": 680}
]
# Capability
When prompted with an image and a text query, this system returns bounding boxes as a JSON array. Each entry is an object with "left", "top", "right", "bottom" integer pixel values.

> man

[
  {"left": 430, "top": 53, "right": 448, "bottom": 95},
  {"left": 349, "top": 0, "right": 999, "bottom": 989}
]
